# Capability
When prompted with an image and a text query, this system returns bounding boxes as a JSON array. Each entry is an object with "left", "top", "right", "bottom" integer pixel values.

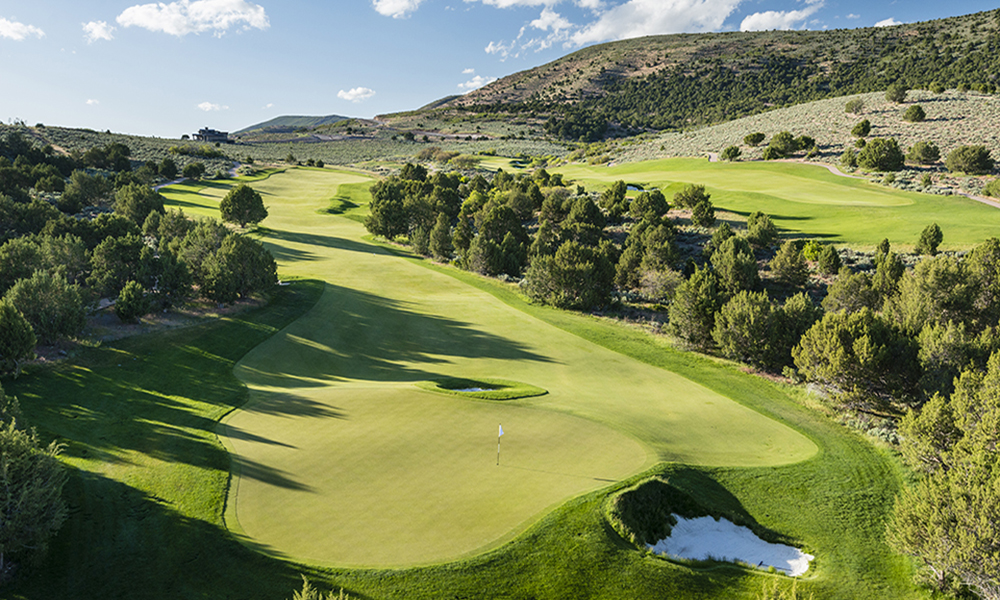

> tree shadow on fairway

[
  {"left": 266, "top": 227, "right": 394, "bottom": 258},
  {"left": 9, "top": 281, "right": 327, "bottom": 492},
  {"left": 238, "top": 284, "right": 557, "bottom": 388}
]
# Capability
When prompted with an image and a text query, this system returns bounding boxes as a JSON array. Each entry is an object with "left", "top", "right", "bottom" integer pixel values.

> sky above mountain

[{"left": 1, "top": 0, "right": 996, "bottom": 137}]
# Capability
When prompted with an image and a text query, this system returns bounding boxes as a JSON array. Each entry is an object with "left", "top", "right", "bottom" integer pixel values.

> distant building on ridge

[{"left": 194, "top": 127, "right": 230, "bottom": 143}]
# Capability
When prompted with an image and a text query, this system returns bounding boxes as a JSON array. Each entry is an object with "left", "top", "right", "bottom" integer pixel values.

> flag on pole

[{"left": 497, "top": 424, "right": 503, "bottom": 466}]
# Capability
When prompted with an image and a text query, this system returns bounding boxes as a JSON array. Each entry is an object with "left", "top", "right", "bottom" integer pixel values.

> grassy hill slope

[
  {"left": 234, "top": 115, "right": 352, "bottom": 135},
  {"left": 419, "top": 9, "right": 1000, "bottom": 135}
]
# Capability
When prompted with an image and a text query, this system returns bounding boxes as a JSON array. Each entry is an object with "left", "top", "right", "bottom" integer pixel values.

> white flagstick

[{"left": 497, "top": 424, "right": 504, "bottom": 466}]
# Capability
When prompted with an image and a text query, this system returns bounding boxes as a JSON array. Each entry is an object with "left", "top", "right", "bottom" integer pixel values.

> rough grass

[
  {"left": 615, "top": 90, "right": 1000, "bottom": 169},
  {"left": 556, "top": 158, "right": 1000, "bottom": 250},
  {"left": 416, "top": 377, "right": 548, "bottom": 400}
]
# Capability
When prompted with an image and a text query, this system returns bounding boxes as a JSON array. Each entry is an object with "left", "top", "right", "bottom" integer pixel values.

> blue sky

[{"left": 0, "top": 1, "right": 996, "bottom": 137}]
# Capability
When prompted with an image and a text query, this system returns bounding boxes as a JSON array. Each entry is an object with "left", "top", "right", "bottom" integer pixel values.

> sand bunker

[{"left": 648, "top": 516, "right": 814, "bottom": 576}]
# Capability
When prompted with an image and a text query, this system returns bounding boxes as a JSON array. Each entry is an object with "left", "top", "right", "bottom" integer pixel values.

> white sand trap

[
  {"left": 648, "top": 515, "right": 814, "bottom": 576},
  {"left": 455, "top": 387, "right": 495, "bottom": 392}
]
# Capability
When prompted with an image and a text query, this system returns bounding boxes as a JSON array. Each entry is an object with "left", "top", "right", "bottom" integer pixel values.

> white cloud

[
  {"left": 846, "top": 13, "right": 859, "bottom": 19},
  {"left": 740, "top": 0, "right": 824, "bottom": 32},
  {"left": 372, "top": 0, "right": 425, "bottom": 18},
  {"left": 263, "top": 102, "right": 274, "bottom": 109},
  {"left": 874, "top": 17, "right": 902, "bottom": 27},
  {"left": 531, "top": 7, "right": 571, "bottom": 31},
  {"left": 572, "top": 0, "right": 741, "bottom": 46},
  {"left": 117, "top": 0, "right": 269, "bottom": 37},
  {"left": 0, "top": 17, "right": 45, "bottom": 40},
  {"left": 462, "top": 67, "right": 476, "bottom": 74},
  {"left": 198, "top": 101, "right": 228, "bottom": 111},
  {"left": 485, "top": 39, "right": 516, "bottom": 57},
  {"left": 338, "top": 87, "right": 376, "bottom": 102},
  {"left": 83, "top": 21, "right": 115, "bottom": 43},
  {"left": 458, "top": 75, "right": 498, "bottom": 91},
  {"left": 86, "top": 99, "right": 100, "bottom": 106}
]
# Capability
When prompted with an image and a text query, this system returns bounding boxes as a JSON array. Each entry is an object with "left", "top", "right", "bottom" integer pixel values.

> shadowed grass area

[
  {"left": 7, "top": 279, "right": 326, "bottom": 600},
  {"left": 416, "top": 377, "right": 548, "bottom": 400},
  {"left": 556, "top": 159, "right": 1000, "bottom": 250}
]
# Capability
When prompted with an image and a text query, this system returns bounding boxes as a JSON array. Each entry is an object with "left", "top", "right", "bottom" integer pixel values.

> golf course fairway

[
  {"left": 557, "top": 158, "right": 1000, "bottom": 249},
  {"left": 163, "top": 167, "right": 816, "bottom": 568}
]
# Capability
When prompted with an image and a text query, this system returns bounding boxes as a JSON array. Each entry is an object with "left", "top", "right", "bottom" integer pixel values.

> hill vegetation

[
  {"left": 233, "top": 114, "right": 351, "bottom": 135},
  {"left": 424, "top": 9, "right": 1000, "bottom": 140}
]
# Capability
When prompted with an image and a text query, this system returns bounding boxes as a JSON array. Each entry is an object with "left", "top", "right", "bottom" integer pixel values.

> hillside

[
  {"left": 424, "top": 9, "right": 1000, "bottom": 138},
  {"left": 234, "top": 114, "right": 351, "bottom": 135}
]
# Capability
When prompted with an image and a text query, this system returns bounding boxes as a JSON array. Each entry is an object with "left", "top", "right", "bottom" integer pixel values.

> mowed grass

[
  {"left": 8, "top": 165, "right": 929, "bottom": 599},
  {"left": 557, "top": 159, "right": 1000, "bottom": 250},
  {"left": 216, "top": 168, "right": 815, "bottom": 566}
]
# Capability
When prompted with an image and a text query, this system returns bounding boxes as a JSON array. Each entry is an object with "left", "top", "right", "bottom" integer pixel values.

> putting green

[
  {"left": 557, "top": 159, "right": 1000, "bottom": 249},
  {"left": 166, "top": 168, "right": 816, "bottom": 567}
]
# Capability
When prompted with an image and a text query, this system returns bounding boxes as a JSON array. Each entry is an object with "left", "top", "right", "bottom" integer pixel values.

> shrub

[
  {"left": 984, "top": 178, "right": 1000, "bottom": 197},
  {"left": 673, "top": 184, "right": 709, "bottom": 209},
  {"left": 767, "top": 131, "right": 798, "bottom": 157},
  {"left": 886, "top": 83, "right": 909, "bottom": 103},
  {"left": 770, "top": 241, "right": 809, "bottom": 286},
  {"left": 4, "top": 271, "right": 85, "bottom": 345},
  {"left": 906, "top": 141, "right": 941, "bottom": 165},
  {"left": 855, "top": 138, "right": 867, "bottom": 149},
  {"left": 903, "top": 105, "right": 926, "bottom": 123},
  {"left": 840, "top": 148, "right": 858, "bottom": 169},
  {"left": 114, "top": 281, "right": 149, "bottom": 323},
  {"left": 945, "top": 145, "right": 995, "bottom": 175},
  {"left": 916, "top": 223, "right": 943, "bottom": 256},
  {"left": 720, "top": 146, "right": 741, "bottom": 161},
  {"left": 921, "top": 173, "right": 933, "bottom": 189},
  {"left": 858, "top": 138, "right": 905, "bottom": 172},
  {"left": 851, "top": 119, "right": 871, "bottom": 138},
  {"left": 746, "top": 211, "right": 778, "bottom": 248},
  {"left": 818, "top": 245, "right": 842, "bottom": 275},
  {"left": 182, "top": 162, "right": 205, "bottom": 180},
  {"left": 0, "top": 299, "right": 35, "bottom": 376},
  {"left": 845, "top": 98, "right": 864, "bottom": 114},
  {"left": 691, "top": 200, "right": 716, "bottom": 228},
  {"left": 762, "top": 146, "right": 781, "bottom": 160},
  {"left": 743, "top": 132, "right": 765, "bottom": 147},
  {"left": 930, "top": 81, "right": 945, "bottom": 94}
]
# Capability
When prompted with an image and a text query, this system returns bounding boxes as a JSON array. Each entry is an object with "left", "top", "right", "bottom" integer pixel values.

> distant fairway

[
  {"left": 556, "top": 159, "right": 1000, "bottom": 250},
  {"left": 160, "top": 168, "right": 817, "bottom": 567}
]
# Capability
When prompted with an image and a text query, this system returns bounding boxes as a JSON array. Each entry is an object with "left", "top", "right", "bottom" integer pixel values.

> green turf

[
  {"left": 7, "top": 165, "right": 929, "bottom": 599},
  {"left": 216, "top": 168, "right": 815, "bottom": 567},
  {"left": 556, "top": 158, "right": 1000, "bottom": 250}
]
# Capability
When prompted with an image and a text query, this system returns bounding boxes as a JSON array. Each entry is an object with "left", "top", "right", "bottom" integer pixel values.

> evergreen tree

[
  {"left": 858, "top": 138, "right": 905, "bottom": 171},
  {"left": 4, "top": 271, "right": 85, "bottom": 345},
  {"left": 0, "top": 300, "right": 35, "bottom": 376},
  {"left": 429, "top": 213, "right": 453, "bottom": 262},
  {"left": 114, "top": 281, "right": 149, "bottom": 323},
  {"left": 668, "top": 266, "right": 723, "bottom": 349},
  {"left": 817, "top": 245, "right": 841, "bottom": 275},
  {"left": 769, "top": 240, "right": 808, "bottom": 286},
  {"left": 915, "top": 223, "right": 943, "bottom": 256},
  {"left": 745, "top": 212, "right": 778, "bottom": 248},
  {"left": 710, "top": 236, "right": 759, "bottom": 295},
  {"left": 712, "top": 290, "right": 780, "bottom": 369},
  {"left": 220, "top": 184, "right": 268, "bottom": 228}
]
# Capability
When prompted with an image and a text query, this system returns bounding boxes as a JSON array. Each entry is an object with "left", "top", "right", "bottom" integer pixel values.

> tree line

[{"left": 0, "top": 130, "right": 276, "bottom": 377}]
